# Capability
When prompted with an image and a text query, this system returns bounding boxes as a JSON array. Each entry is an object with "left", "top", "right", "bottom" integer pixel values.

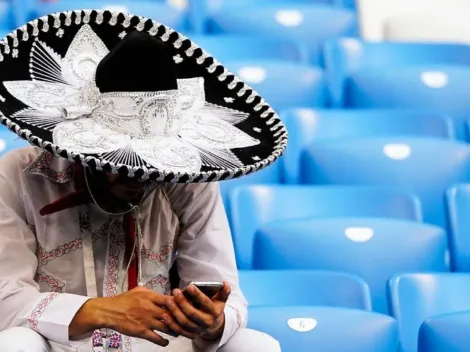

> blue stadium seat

[
  {"left": 324, "top": 38, "right": 470, "bottom": 106},
  {"left": 219, "top": 162, "right": 281, "bottom": 219},
  {"left": 0, "top": 128, "right": 29, "bottom": 155},
  {"left": 301, "top": 137, "right": 470, "bottom": 229},
  {"left": 282, "top": 109, "right": 455, "bottom": 184},
  {"left": 325, "top": 39, "right": 470, "bottom": 107},
  {"left": 32, "top": 1, "right": 189, "bottom": 32},
  {"left": 195, "top": 0, "right": 357, "bottom": 29},
  {"left": 254, "top": 218, "right": 448, "bottom": 313},
  {"left": 207, "top": 3, "right": 358, "bottom": 64},
  {"left": 227, "top": 61, "right": 326, "bottom": 110},
  {"left": 0, "top": 28, "right": 9, "bottom": 39},
  {"left": 335, "top": 0, "right": 356, "bottom": 9},
  {"left": 389, "top": 273, "right": 470, "bottom": 352},
  {"left": 419, "top": 311, "right": 470, "bottom": 352},
  {"left": 229, "top": 185, "right": 422, "bottom": 269},
  {"left": 342, "top": 66, "right": 470, "bottom": 140},
  {"left": 247, "top": 306, "right": 399, "bottom": 352},
  {"left": 188, "top": 35, "right": 308, "bottom": 63},
  {"left": 239, "top": 270, "right": 372, "bottom": 310},
  {"left": 446, "top": 184, "right": 470, "bottom": 271},
  {"left": 0, "top": 1, "right": 15, "bottom": 31}
]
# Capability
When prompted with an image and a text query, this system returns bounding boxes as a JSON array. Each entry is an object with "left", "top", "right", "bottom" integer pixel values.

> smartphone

[{"left": 183, "top": 281, "right": 224, "bottom": 301}]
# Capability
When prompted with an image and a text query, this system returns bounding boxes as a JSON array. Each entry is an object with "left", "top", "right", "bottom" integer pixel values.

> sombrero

[{"left": 0, "top": 9, "right": 287, "bottom": 183}]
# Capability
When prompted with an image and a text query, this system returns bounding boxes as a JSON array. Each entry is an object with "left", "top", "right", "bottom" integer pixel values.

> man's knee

[
  {"left": 222, "top": 328, "right": 281, "bottom": 352},
  {"left": 0, "top": 327, "right": 50, "bottom": 352}
]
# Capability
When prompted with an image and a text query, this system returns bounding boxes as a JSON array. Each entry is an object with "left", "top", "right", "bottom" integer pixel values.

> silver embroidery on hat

[{"left": 3, "top": 24, "right": 259, "bottom": 173}]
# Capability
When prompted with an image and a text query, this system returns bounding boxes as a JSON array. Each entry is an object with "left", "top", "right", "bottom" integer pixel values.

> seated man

[{"left": 0, "top": 8, "right": 287, "bottom": 352}]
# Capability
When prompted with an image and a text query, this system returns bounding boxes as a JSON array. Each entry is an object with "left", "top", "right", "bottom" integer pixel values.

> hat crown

[{"left": 95, "top": 31, "right": 178, "bottom": 93}]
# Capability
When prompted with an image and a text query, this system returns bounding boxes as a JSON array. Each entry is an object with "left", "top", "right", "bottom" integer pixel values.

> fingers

[
  {"left": 146, "top": 291, "right": 169, "bottom": 307},
  {"left": 173, "top": 289, "right": 216, "bottom": 328},
  {"left": 183, "top": 285, "right": 219, "bottom": 316},
  {"left": 165, "top": 293, "right": 206, "bottom": 331},
  {"left": 139, "top": 329, "right": 169, "bottom": 347},
  {"left": 161, "top": 313, "right": 200, "bottom": 340},
  {"left": 213, "top": 282, "right": 231, "bottom": 303},
  {"left": 149, "top": 319, "right": 179, "bottom": 338}
]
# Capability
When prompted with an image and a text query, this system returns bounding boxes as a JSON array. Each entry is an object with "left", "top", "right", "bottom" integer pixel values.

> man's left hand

[{"left": 163, "top": 282, "right": 231, "bottom": 341}]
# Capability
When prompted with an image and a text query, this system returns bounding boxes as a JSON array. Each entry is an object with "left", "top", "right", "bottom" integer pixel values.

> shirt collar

[{"left": 24, "top": 150, "right": 74, "bottom": 184}]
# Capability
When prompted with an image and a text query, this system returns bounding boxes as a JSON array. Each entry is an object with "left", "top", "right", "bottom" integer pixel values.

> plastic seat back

[
  {"left": 248, "top": 306, "right": 399, "bottom": 352},
  {"left": 230, "top": 185, "right": 422, "bottom": 269},
  {"left": 254, "top": 218, "right": 448, "bottom": 313},
  {"left": 239, "top": 270, "right": 372, "bottom": 310},
  {"left": 301, "top": 137, "right": 470, "bottom": 229},
  {"left": 282, "top": 108, "right": 455, "bottom": 184},
  {"left": 389, "top": 273, "right": 470, "bottom": 352},
  {"left": 419, "top": 311, "right": 470, "bottom": 352},
  {"left": 228, "top": 61, "right": 327, "bottom": 110},
  {"left": 446, "top": 184, "right": 470, "bottom": 271}
]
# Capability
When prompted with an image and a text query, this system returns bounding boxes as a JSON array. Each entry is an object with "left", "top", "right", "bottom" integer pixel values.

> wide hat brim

[{"left": 0, "top": 9, "right": 287, "bottom": 183}]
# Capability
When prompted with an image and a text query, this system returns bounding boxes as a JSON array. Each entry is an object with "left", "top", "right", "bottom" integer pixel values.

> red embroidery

[
  {"left": 34, "top": 272, "right": 65, "bottom": 292},
  {"left": 105, "top": 223, "right": 125, "bottom": 297},
  {"left": 27, "top": 292, "right": 59, "bottom": 332},
  {"left": 144, "top": 275, "right": 170, "bottom": 295},
  {"left": 227, "top": 305, "right": 242, "bottom": 329},
  {"left": 37, "top": 238, "right": 83, "bottom": 265},
  {"left": 141, "top": 242, "right": 173, "bottom": 264},
  {"left": 124, "top": 336, "right": 132, "bottom": 352},
  {"left": 28, "top": 152, "right": 73, "bottom": 184}
]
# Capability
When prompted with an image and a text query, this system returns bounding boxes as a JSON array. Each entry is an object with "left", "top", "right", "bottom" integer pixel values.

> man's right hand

[{"left": 69, "top": 287, "right": 194, "bottom": 347}]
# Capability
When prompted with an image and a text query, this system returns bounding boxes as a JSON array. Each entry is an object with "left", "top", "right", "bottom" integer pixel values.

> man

[{"left": 0, "top": 7, "right": 287, "bottom": 352}]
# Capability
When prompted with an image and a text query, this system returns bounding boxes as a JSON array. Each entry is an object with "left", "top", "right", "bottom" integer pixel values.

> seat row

[
  {"left": 6, "top": 0, "right": 358, "bottom": 41},
  {"left": 6, "top": 1, "right": 470, "bottom": 52},
  {"left": 221, "top": 136, "right": 470, "bottom": 229},
  {"left": 192, "top": 39, "right": 470, "bottom": 139},
  {"left": 26, "top": 0, "right": 470, "bottom": 44},
  {"left": 223, "top": 185, "right": 470, "bottom": 312},
  {"left": 242, "top": 272, "right": 470, "bottom": 352}
]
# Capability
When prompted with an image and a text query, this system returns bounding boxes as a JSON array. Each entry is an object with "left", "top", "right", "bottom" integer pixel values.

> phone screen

[
  {"left": 195, "top": 284, "right": 223, "bottom": 298},
  {"left": 183, "top": 281, "right": 223, "bottom": 304}
]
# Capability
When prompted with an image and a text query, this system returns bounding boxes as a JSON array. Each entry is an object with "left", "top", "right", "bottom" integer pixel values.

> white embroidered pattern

[{"left": 3, "top": 24, "right": 260, "bottom": 174}]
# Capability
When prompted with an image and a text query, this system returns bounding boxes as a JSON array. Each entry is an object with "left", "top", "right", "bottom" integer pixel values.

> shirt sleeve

[
  {"left": 0, "top": 173, "right": 91, "bottom": 347},
  {"left": 166, "top": 182, "right": 248, "bottom": 351}
]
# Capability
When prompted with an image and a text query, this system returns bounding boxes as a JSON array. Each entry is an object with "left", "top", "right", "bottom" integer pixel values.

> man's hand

[
  {"left": 163, "top": 281, "right": 231, "bottom": 341},
  {"left": 69, "top": 287, "right": 194, "bottom": 346}
]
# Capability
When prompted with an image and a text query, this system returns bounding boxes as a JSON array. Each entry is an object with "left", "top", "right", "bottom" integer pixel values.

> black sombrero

[{"left": 0, "top": 10, "right": 287, "bottom": 183}]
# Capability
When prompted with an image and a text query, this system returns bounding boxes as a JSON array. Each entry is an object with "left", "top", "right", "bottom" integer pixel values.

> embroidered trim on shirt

[
  {"left": 37, "top": 238, "right": 83, "bottom": 265},
  {"left": 107, "top": 330, "right": 122, "bottom": 349},
  {"left": 105, "top": 223, "right": 125, "bottom": 297},
  {"left": 92, "top": 329, "right": 105, "bottom": 347},
  {"left": 34, "top": 272, "right": 65, "bottom": 292},
  {"left": 227, "top": 304, "right": 242, "bottom": 329},
  {"left": 144, "top": 274, "right": 171, "bottom": 295},
  {"left": 141, "top": 241, "right": 173, "bottom": 265},
  {"left": 27, "top": 292, "right": 59, "bottom": 332},
  {"left": 124, "top": 336, "right": 132, "bottom": 352},
  {"left": 25, "top": 151, "right": 73, "bottom": 184},
  {"left": 79, "top": 211, "right": 113, "bottom": 242}
]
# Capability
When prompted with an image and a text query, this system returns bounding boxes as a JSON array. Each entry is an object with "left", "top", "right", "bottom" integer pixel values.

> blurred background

[{"left": 4, "top": 1, "right": 470, "bottom": 351}]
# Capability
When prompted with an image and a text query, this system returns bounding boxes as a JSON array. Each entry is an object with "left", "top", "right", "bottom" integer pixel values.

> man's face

[{"left": 104, "top": 173, "right": 149, "bottom": 201}]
